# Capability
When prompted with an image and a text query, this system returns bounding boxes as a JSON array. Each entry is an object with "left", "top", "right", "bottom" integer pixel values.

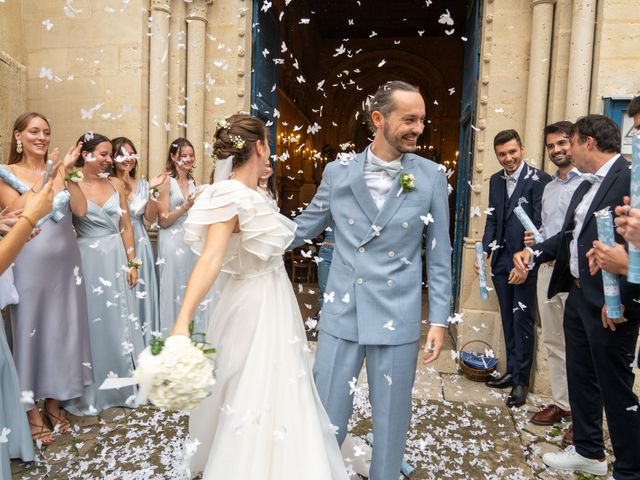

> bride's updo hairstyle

[{"left": 213, "top": 114, "right": 267, "bottom": 169}]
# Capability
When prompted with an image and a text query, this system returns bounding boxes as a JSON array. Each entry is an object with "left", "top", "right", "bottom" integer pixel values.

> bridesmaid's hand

[
  {"left": 59, "top": 142, "right": 83, "bottom": 175},
  {"left": 181, "top": 189, "right": 202, "bottom": 211},
  {"left": 0, "top": 208, "right": 20, "bottom": 235},
  {"left": 126, "top": 267, "right": 138, "bottom": 288},
  {"left": 149, "top": 171, "right": 168, "bottom": 190}
]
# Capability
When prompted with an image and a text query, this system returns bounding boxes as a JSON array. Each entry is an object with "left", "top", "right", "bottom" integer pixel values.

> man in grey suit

[{"left": 291, "top": 81, "right": 451, "bottom": 480}]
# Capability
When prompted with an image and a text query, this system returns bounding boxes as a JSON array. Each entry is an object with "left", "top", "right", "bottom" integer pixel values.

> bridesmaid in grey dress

[
  {"left": 0, "top": 113, "right": 91, "bottom": 444},
  {"left": 63, "top": 133, "right": 144, "bottom": 416},
  {"left": 111, "top": 137, "right": 167, "bottom": 340},
  {"left": 156, "top": 138, "right": 211, "bottom": 334}
]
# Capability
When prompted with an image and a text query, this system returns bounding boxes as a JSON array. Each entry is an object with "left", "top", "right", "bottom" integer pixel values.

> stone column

[
  {"left": 148, "top": 0, "right": 171, "bottom": 177},
  {"left": 565, "top": 0, "right": 596, "bottom": 120},
  {"left": 186, "top": 0, "right": 212, "bottom": 182},
  {"left": 523, "top": 0, "right": 556, "bottom": 169},
  {"left": 168, "top": 0, "right": 187, "bottom": 141}
]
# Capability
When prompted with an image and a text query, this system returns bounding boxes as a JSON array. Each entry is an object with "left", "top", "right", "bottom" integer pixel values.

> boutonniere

[{"left": 397, "top": 172, "right": 415, "bottom": 197}]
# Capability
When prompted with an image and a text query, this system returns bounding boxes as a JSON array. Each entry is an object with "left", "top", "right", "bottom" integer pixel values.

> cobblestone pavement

[
  {"left": 11, "top": 363, "right": 615, "bottom": 479},
  {"left": 11, "top": 285, "right": 629, "bottom": 479}
]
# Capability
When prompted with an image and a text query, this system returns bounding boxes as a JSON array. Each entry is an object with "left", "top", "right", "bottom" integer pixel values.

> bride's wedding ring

[{"left": 622, "top": 205, "right": 632, "bottom": 216}]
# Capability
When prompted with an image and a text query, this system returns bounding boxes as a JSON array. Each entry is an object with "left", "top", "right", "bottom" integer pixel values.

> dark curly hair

[{"left": 570, "top": 115, "right": 620, "bottom": 154}]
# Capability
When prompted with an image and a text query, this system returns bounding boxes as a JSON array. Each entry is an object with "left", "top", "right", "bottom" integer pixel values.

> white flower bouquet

[{"left": 133, "top": 333, "right": 216, "bottom": 411}]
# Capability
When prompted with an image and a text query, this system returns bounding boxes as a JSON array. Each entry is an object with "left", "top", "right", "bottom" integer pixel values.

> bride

[{"left": 170, "top": 114, "right": 350, "bottom": 479}]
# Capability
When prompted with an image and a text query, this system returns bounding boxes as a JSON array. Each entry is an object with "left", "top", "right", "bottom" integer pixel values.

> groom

[{"left": 292, "top": 80, "right": 451, "bottom": 479}]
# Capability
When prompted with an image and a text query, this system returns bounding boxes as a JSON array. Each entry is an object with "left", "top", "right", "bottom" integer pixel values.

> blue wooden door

[
  {"left": 251, "top": 1, "right": 279, "bottom": 154},
  {"left": 452, "top": 0, "right": 482, "bottom": 311}
]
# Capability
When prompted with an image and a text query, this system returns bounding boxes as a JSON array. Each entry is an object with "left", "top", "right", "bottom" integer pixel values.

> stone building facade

[{"left": 1, "top": 0, "right": 639, "bottom": 392}]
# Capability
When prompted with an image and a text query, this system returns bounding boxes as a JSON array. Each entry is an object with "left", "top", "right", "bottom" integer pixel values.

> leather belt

[{"left": 573, "top": 277, "right": 581, "bottom": 289}]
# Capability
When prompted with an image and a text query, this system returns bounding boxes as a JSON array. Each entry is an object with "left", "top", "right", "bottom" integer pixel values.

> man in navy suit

[
  {"left": 514, "top": 115, "right": 640, "bottom": 479},
  {"left": 476, "top": 129, "right": 550, "bottom": 407}
]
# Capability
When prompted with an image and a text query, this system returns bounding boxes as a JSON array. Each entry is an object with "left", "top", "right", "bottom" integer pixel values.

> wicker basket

[{"left": 458, "top": 339, "right": 497, "bottom": 382}]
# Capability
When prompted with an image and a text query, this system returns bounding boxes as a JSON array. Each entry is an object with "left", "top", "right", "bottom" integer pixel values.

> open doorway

[{"left": 251, "top": 0, "right": 481, "bottom": 308}]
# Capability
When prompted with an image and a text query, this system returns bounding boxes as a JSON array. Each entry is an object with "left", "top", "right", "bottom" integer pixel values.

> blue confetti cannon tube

[
  {"left": 514, "top": 205, "right": 545, "bottom": 243},
  {"left": 628, "top": 132, "right": 640, "bottom": 284},
  {"left": 475, "top": 242, "right": 489, "bottom": 300},
  {"left": 366, "top": 433, "right": 415, "bottom": 476},
  {"left": 595, "top": 208, "right": 622, "bottom": 318}
]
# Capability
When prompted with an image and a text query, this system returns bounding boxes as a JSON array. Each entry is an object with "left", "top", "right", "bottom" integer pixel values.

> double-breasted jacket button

[
  {"left": 348, "top": 218, "right": 355, "bottom": 225},
  {"left": 358, "top": 247, "right": 365, "bottom": 253},
  {"left": 401, "top": 222, "right": 409, "bottom": 229},
  {"left": 388, "top": 251, "right": 395, "bottom": 257},
  {"left": 386, "top": 279, "right": 394, "bottom": 287}
]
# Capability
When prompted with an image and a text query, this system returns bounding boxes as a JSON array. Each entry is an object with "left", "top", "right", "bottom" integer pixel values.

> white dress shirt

[
  {"left": 504, "top": 162, "right": 525, "bottom": 198},
  {"left": 363, "top": 146, "right": 402, "bottom": 210},
  {"left": 569, "top": 154, "right": 620, "bottom": 278},
  {"left": 541, "top": 168, "right": 582, "bottom": 239}
]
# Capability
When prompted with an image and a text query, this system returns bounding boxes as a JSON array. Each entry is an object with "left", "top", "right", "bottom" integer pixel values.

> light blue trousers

[{"left": 313, "top": 330, "right": 419, "bottom": 480}]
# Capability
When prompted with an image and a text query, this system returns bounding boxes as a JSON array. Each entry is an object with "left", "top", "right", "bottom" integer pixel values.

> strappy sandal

[
  {"left": 44, "top": 404, "right": 71, "bottom": 434},
  {"left": 29, "top": 420, "right": 55, "bottom": 446}
]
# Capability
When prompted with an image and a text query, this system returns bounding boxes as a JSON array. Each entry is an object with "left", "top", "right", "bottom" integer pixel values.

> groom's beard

[{"left": 383, "top": 123, "right": 418, "bottom": 155}]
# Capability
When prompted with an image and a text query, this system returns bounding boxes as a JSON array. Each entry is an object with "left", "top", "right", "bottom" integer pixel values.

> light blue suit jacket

[{"left": 292, "top": 149, "right": 452, "bottom": 345}]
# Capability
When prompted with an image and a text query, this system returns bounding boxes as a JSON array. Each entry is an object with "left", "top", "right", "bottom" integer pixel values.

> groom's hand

[{"left": 423, "top": 326, "right": 445, "bottom": 365}]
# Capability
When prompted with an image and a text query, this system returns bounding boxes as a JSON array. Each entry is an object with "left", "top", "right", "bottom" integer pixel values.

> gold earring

[{"left": 16, "top": 139, "right": 23, "bottom": 154}]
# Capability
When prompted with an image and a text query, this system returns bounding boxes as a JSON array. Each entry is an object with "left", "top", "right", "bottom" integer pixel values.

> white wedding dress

[{"left": 183, "top": 180, "right": 349, "bottom": 480}]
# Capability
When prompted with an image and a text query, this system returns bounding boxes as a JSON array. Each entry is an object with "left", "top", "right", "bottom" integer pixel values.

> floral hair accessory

[
  {"left": 216, "top": 119, "right": 230, "bottom": 130},
  {"left": 231, "top": 135, "right": 245, "bottom": 150}
]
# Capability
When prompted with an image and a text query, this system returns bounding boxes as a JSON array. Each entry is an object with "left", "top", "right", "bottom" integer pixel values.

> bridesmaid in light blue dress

[
  {"left": 0, "top": 271, "right": 34, "bottom": 478},
  {"left": 111, "top": 137, "right": 167, "bottom": 341},
  {"left": 156, "top": 138, "right": 211, "bottom": 335},
  {"left": 63, "top": 133, "right": 145, "bottom": 416}
]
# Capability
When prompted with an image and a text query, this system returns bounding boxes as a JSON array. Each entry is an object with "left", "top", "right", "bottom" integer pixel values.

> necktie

[{"left": 365, "top": 155, "right": 402, "bottom": 178}]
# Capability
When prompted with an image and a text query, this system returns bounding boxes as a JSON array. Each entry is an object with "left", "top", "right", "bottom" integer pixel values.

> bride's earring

[{"left": 16, "top": 139, "right": 23, "bottom": 154}]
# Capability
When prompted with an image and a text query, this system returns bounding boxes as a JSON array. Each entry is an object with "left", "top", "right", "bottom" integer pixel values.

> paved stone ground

[
  {"left": 11, "top": 363, "right": 615, "bottom": 480},
  {"left": 9, "top": 283, "right": 625, "bottom": 479}
]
